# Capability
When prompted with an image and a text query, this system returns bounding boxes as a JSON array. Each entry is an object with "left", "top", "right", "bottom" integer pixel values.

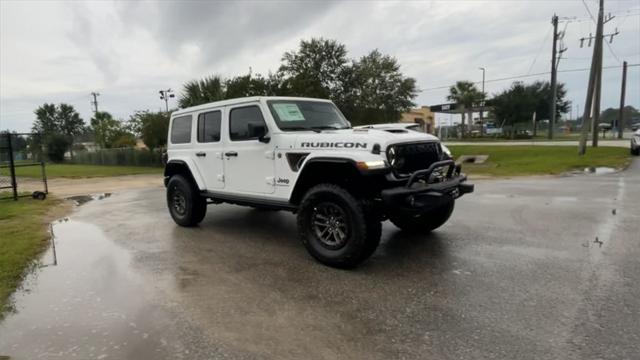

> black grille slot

[{"left": 387, "top": 142, "right": 441, "bottom": 176}]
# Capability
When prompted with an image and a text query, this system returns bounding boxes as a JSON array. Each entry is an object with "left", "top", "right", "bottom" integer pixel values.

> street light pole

[
  {"left": 479, "top": 67, "right": 485, "bottom": 136},
  {"left": 159, "top": 89, "right": 175, "bottom": 113}
]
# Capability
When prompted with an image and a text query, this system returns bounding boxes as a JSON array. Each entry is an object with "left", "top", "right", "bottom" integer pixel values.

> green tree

[
  {"left": 32, "top": 103, "right": 59, "bottom": 135},
  {"left": 598, "top": 105, "right": 639, "bottom": 126},
  {"left": 491, "top": 82, "right": 538, "bottom": 138},
  {"left": 32, "top": 103, "right": 85, "bottom": 158},
  {"left": 45, "top": 134, "right": 71, "bottom": 163},
  {"left": 344, "top": 50, "right": 417, "bottom": 124},
  {"left": 447, "top": 81, "right": 484, "bottom": 138},
  {"left": 225, "top": 73, "right": 276, "bottom": 99},
  {"left": 91, "top": 111, "right": 131, "bottom": 148},
  {"left": 112, "top": 133, "right": 137, "bottom": 148},
  {"left": 278, "top": 38, "right": 349, "bottom": 99},
  {"left": 178, "top": 75, "right": 225, "bottom": 108},
  {"left": 56, "top": 104, "right": 84, "bottom": 158},
  {"left": 128, "top": 110, "right": 170, "bottom": 150},
  {"left": 490, "top": 81, "right": 570, "bottom": 137}
]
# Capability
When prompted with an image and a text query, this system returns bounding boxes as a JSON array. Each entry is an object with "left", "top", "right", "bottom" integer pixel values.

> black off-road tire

[
  {"left": 632, "top": 147, "right": 639, "bottom": 156},
  {"left": 167, "top": 175, "right": 207, "bottom": 227},
  {"left": 389, "top": 200, "right": 455, "bottom": 233},
  {"left": 297, "top": 184, "right": 381, "bottom": 268}
]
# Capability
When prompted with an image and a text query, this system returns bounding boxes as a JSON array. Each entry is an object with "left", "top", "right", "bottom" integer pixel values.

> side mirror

[
  {"left": 248, "top": 122, "right": 269, "bottom": 143},
  {"left": 259, "top": 134, "right": 271, "bottom": 143}
]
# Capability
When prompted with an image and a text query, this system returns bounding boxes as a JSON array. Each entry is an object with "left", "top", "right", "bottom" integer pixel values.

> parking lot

[{"left": 1, "top": 160, "right": 639, "bottom": 360}]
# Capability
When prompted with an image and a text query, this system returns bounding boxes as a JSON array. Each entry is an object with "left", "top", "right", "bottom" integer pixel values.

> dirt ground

[{"left": 47, "top": 174, "right": 163, "bottom": 197}]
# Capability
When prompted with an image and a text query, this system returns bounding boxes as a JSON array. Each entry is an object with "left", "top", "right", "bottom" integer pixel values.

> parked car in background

[{"left": 631, "top": 129, "right": 640, "bottom": 156}]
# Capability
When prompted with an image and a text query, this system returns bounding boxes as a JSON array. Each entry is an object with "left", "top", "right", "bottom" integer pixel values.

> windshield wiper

[
  {"left": 280, "top": 126, "right": 321, "bottom": 133},
  {"left": 310, "top": 125, "right": 348, "bottom": 130}
]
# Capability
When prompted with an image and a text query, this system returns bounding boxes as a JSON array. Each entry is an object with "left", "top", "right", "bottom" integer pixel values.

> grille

[{"left": 387, "top": 142, "right": 442, "bottom": 176}]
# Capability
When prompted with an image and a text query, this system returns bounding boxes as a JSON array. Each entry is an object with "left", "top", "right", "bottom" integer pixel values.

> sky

[{"left": 1, "top": 0, "right": 639, "bottom": 132}]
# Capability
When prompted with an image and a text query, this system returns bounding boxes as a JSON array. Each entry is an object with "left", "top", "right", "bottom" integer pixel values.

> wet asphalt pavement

[{"left": 1, "top": 161, "right": 640, "bottom": 360}]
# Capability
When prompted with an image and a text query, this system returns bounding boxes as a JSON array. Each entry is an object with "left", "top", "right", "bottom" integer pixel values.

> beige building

[{"left": 400, "top": 106, "right": 435, "bottom": 133}]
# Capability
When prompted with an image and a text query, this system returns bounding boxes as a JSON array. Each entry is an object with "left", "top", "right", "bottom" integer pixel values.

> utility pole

[
  {"left": 549, "top": 15, "right": 559, "bottom": 140},
  {"left": 592, "top": 29, "right": 603, "bottom": 147},
  {"left": 159, "top": 89, "right": 175, "bottom": 113},
  {"left": 479, "top": 67, "right": 486, "bottom": 136},
  {"left": 90, "top": 92, "right": 100, "bottom": 113},
  {"left": 548, "top": 15, "right": 568, "bottom": 140},
  {"left": 578, "top": 0, "right": 617, "bottom": 154},
  {"left": 617, "top": 60, "right": 627, "bottom": 139},
  {"left": 578, "top": 3, "right": 601, "bottom": 154}
]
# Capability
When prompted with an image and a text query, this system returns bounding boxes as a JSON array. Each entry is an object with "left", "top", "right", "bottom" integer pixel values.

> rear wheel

[
  {"left": 389, "top": 200, "right": 455, "bottom": 233},
  {"left": 167, "top": 175, "right": 207, "bottom": 227},
  {"left": 297, "top": 184, "right": 381, "bottom": 268}
]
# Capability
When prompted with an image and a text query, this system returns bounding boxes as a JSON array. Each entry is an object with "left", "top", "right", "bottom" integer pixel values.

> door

[
  {"left": 224, "top": 104, "right": 275, "bottom": 194},
  {"left": 193, "top": 109, "right": 225, "bottom": 189}
]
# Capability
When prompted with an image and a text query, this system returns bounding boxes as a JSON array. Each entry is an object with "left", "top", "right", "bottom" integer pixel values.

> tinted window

[
  {"left": 197, "top": 111, "right": 221, "bottom": 143},
  {"left": 229, "top": 106, "right": 267, "bottom": 141},
  {"left": 171, "top": 115, "right": 192, "bottom": 144}
]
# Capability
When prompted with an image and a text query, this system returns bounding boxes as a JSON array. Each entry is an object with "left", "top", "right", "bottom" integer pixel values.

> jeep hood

[{"left": 293, "top": 128, "right": 440, "bottom": 151}]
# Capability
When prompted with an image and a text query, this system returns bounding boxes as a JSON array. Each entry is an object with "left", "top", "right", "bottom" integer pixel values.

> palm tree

[
  {"left": 447, "top": 81, "right": 484, "bottom": 138},
  {"left": 178, "top": 76, "right": 225, "bottom": 108}
]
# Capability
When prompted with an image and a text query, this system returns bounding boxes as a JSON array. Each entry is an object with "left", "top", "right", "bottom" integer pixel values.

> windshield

[{"left": 267, "top": 100, "right": 350, "bottom": 131}]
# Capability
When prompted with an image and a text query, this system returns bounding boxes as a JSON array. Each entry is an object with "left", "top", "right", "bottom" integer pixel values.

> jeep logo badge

[{"left": 277, "top": 178, "right": 290, "bottom": 185}]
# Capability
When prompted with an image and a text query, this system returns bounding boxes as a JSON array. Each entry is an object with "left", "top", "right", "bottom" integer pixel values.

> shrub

[{"left": 45, "top": 134, "right": 70, "bottom": 162}]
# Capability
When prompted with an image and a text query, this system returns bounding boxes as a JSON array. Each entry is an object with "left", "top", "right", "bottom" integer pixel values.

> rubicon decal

[{"left": 300, "top": 142, "right": 367, "bottom": 149}]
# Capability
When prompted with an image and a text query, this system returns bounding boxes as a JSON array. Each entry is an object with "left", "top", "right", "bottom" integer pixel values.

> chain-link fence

[
  {"left": 0, "top": 133, "right": 48, "bottom": 201},
  {"left": 71, "top": 148, "right": 164, "bottom": 167}
]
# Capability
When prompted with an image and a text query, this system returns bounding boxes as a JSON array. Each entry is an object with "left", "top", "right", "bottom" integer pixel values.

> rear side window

[
  {"left": 229, "top": 106, "right": 267, "bottom": 141},
  {"left": 197, "top": 111, "right": 221, "bottom": 143},
  {"left": 171, "top": 115, "right": 192, "bottom": 144}
]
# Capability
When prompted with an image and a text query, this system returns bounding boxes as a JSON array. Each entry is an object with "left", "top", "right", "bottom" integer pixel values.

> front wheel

[
  {"left": 297, "top": 184, "right": 381, "bottom": 268},
  {"left": 167, "top": 175, "right": 207, "bottom": 227},
  {"left": 389, "top": 200, "right": 455, "bottom": 233}
]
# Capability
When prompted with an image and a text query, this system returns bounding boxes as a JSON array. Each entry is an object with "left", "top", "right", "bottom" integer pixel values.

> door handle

[
  {"left": 224, "top": 151, "right": 238, "bottom": 157},
  {"left": 196, "top": 152, "right": 206, "bottom": 157}
]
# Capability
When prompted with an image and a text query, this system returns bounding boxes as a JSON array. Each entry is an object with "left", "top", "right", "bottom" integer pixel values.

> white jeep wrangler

[{"left": 164, "top": 96, "right": 473, "bottom": 268}]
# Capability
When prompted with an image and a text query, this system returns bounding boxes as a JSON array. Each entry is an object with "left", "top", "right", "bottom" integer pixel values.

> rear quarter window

[{"left": 171, "top": 115, "right": 192, "bottom": 144}]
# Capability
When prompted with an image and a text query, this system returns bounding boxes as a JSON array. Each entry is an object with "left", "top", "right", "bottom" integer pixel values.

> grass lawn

[
  {"left": 449, "top": 145, "right": 631, "bottom": 177},
  {"left": 0, "top": 196, "right": 65, "bottom": 317},
  {"left": 14, "top": 163, "right": 162, "bottom": 179}
]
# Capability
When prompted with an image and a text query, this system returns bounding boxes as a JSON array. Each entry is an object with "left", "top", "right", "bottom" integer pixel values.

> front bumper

[{"left": 380, "top": 160, "right": 474, "bottom": 214}]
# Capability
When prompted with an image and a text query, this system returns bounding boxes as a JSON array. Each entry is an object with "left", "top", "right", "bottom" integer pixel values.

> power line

[
  {"left": 581, "top": 0, "right": 596, "bottom": 20},
  {"left": 527, "top": 26, "right": 553, "bottom": 75},
  {"left": 580, "top": 0, "right": 622, "bottom": 65},
  {"left": 418, "top": 63, "right": 639, "bottom": 92}
]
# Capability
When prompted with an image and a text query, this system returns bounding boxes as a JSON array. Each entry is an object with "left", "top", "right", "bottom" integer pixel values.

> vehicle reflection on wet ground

[{"left": 1, "top": 160, "right": 639, "bottom": 359}]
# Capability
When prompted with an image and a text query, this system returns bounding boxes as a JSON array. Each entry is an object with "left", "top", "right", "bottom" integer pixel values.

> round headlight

[
  {"left": 440, "top": 143, "right": 452, "bottom": 158},
  {"left": 388, "top": 146, "right": 397, "bottom": 166}
]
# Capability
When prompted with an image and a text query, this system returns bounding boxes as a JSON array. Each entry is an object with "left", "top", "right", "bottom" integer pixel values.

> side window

[
  {"left": 197, "top": 110, "right": 221, "bottom": 143},
  {"left": 171, "top": 115, "right": 192, "bottom": 144},
  {"left": 229, "top": 106, "right": 267, "bottom": 141}
]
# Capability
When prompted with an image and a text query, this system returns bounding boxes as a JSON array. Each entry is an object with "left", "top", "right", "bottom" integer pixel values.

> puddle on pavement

[
  {"left": 66, "top": 193, "right": 111, "bottom": 206},
  {"left": 565, "top": 167, "right": 618, "bottom": 176},
  {"left": 0, "top": 219, "right": 168, "bottom": 359},
  {"left": 584, "top": 167, "right": 617, "bottom": 175}
]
